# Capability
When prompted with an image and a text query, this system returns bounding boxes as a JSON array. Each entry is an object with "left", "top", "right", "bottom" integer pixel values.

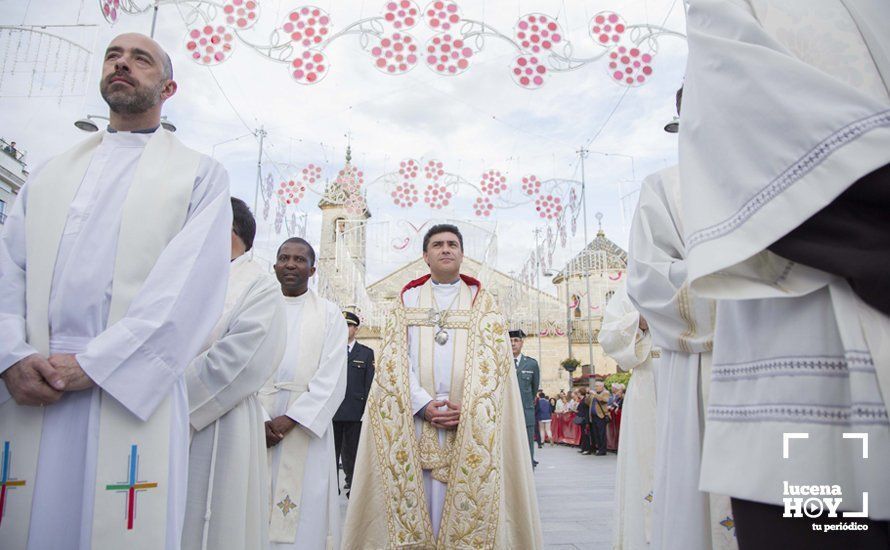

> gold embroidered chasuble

[{"left": 342, "top": 275, "right": 542, "bottom": 549}]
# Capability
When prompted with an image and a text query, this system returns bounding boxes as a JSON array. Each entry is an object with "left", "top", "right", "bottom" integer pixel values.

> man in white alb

[
  {"left": 681, "top": 1, "right": 890, "bottom": 546},
  {"left": 0, "top": 33, "right": 231, "bottom": 550},
  {"left": 599, "top": 284, "right": 657, "bottom": 550},
  {"left": 182, "top": 198, "right": 286, "bottom": 550},
  {"left": 260, "top": 237, "right": 347, "bottom": 550},
  {"left": 625, "top": 89, "right": 737, "bottom": 550}
]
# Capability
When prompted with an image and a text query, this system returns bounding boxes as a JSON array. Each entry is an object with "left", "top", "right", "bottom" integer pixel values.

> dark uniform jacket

[
  {"left": 333, "top": 341, "right": 375, "bottom": 422},
  {"left": 514, "top": 354, "right": 540, "bottom": 427}
]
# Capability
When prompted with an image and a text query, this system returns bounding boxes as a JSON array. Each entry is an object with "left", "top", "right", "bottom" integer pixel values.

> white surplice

[
  {"left": 681, "top": 0, "right": 890, "bottom": 518},
  {"left": 0, "top": 130, "right": 231, "bottom": 549},
  {"left": 599, "top": 284, "right": 657, "bottom": 550},
  {"left": 182, "top": 254, "right": 286, "bottom": 550},
  {"left": 265, "top": 292, "right": 347, "bottom": 550},
  {"left": 626, "top": 167, "right": 737, "bottom": 550},
  {"left": 403, "top": 279, "right": 479, "bottom": 540}
]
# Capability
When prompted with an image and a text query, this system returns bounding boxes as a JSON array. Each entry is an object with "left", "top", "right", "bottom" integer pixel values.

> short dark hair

[
  {"left": 231, "top": 197, "right": 256, "bottom": 251},
  {"left": 277, "top": 237, "right": 316, "bottom": 266},
  {"left": 422, "top": 223, "right": 463, "bottom": 252},
  {"left": 162, "top": 51, "right": 173, "bottom": 80}
]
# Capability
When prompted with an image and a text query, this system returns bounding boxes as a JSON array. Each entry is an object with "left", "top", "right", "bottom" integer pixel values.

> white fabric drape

[
  {"left": 183, "top": 255, "right": 286, "bottom": 550},
  {"left": 0, "top": 130, "right": 231, "bottom": 549},
  {"left": 265, "top": 293, "right": 347, "bottom": 550},
  {"left": 601, "top": 285, "right": 657, "bottom": 550},
  {"left": 627, "top": 167, "right": 736, "bottom": 550},
  {"left": 681, "top": 0, "right": 890, "bottom": 519}
]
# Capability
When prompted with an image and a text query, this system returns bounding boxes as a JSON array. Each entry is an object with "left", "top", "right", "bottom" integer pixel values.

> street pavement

[
  {"left": 534, "top": 443, "right": 617, "bottom": 549},
  {"left": 338, "top": 442, "right": 617, "bottom": 549}
]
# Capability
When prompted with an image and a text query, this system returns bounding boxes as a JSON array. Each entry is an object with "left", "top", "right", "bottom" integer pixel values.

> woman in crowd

[
  {"left": 575, "top": 388, "right": 592, "bottom": 455},
  {"left": 536, "top": 392, "right": 554, "bottom": 448},
  {"left": 606, "top": 383, "right": 624, "bottom": 452}
]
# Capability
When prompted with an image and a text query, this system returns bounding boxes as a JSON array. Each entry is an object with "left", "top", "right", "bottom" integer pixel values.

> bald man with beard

[{"left": 0, "top": 33, "right": 231, "bottom": 549}]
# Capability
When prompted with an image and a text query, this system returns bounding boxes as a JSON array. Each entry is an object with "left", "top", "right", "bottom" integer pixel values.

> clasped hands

[
  {"left": 265, "top": 415, "right": 297, "bottom": 448},
  {"left": 1, "top": 353, "right": 95, "bottom": 406},
  {"left": 423, "top": 399, "right": 461, "bottom": 430}
]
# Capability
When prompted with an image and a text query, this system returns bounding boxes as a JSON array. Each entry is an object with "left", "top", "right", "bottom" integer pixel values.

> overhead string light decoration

[
  {"left": 0, "top": 26, "right": 93, "bottom": 99},
  {"left": 258, "top": 150, "right": 584, "bottom": 259},
  {"left": 99, "top": 1, "right": 684, "bottom": 88}
]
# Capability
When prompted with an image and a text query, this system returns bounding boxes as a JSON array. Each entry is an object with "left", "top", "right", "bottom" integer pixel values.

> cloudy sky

[{"left": 1, "top": 0, "right": 687, "bottom": 292}]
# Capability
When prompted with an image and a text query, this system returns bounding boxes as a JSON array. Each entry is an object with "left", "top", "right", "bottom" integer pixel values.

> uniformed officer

[
  {"left": 510, "top": 329, "right": 540, "bottom": 468},
  {"left": 333, "top": 311, "right": 376, "bottom": 495}
]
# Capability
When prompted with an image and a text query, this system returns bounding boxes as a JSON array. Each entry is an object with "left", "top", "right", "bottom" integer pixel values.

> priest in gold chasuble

[{"left": 343, "top": 224, "right": 542, "bottom": 550}]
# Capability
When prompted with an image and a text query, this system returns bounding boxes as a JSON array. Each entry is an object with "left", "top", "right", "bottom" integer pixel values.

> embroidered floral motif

[{"left": 366, "top": 289, "right": 511, "bottom": 548}]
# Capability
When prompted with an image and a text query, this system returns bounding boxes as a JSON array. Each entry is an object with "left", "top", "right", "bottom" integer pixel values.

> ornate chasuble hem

[{"left": 367, "top": 284, "right": 509, "bottom": 549}]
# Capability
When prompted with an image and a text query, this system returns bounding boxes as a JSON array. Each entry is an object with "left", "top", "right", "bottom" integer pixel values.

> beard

[{"left": 100, "top": 74, "right": 164, "bottom": 115}]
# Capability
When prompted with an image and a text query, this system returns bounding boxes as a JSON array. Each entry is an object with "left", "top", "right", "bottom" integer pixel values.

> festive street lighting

[{"left": 664, "top": 116, "right": 680, "bottom": 133}]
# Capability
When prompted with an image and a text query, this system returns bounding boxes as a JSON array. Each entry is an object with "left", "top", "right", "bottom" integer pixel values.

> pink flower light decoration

[
  {"left": 473, "top": 196, "right": 494, "bottom": 217},
  {"left": 514, "top": 13, "right": 563, "bottom": 54},
  {"left": 423, "top": 182, "right": 452, "bottom": 209},
  {"left": 424, "top": 159, "right": 445, "bottom": 181},
  {"left": 479, "top": 169, "right": 507, "bottom": 196},
  {"left": 423, "top": 1, "right": 461, "bottom": 31},
  {"left": 535, "top": 194, "right": 563, "bottom": 220},
  {"left": 282, "top": 6, "right": 332, "bottom": 49},
  {"left": 101, "top": 0, "right": 120, "bottom": 23},
  {"left": 424, "top": 33, "right": 473, "bottom": 75},
  {"left": 399, "top": 159, "right": 420, "bottom": 180},
  {"left": 510, "top": 54, "right": 548, "bottom": 89},
  {"left": 521, "top": 174, "right": 541, "bottom": 196},
  {"left": 290, "top": 50, "right": 329, "bottom": 84},
  {"left": 383, "top": 0, "right": 421, "bottom": 30},
  {"left": 590, "top": 11, "right": 626, "bottom": 46},
  {"left": 278, "top": 179, "right": 306, "bottom": 205},
  {"left": 337, "top": 165, "right": 365, "bottom": 195},
  {"left": 186, "top": 26, "right": 235, "bottom": 66},
  {"left": 224, "top": 0, "right": 260, "bottom": 30},
  {"left": 370, "top": 33, "right": 419, "bottom": 74},
  {"left": 607, "top": 42, "right": 655, "bottom": 87},
  {"left": 345, "top": 193, "right": 367, "bottom": 215},
  {"left": 391, "top": 181, "right": 420, "bottom": 207},
  {"left": 301, "top": 163, "right": 322, "bottom": 186}
]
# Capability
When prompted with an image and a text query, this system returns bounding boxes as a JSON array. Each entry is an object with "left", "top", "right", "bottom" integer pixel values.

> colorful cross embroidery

[
  {"left": 720, "top": 516, "right": 735, "bottom": 532},
  {"left": 1, "top": 441, "right": 27, "bottom": 527},
  {"left": 277, "top": 495, "right": 297, "bottom": 516},
  {"left": 105, "top": 444, "right": 158, "bottom": 530}
]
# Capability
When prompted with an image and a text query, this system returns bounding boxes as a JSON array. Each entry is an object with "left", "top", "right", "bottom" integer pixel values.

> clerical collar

[
  {"left": 282, "top": 292, "right": 308, "bottom": 304},
  {"left": 431, "top": 278, "right": 460, "bottom": 286},
  {"left": 106, "top": 125, "right": 160, "bottom": 134}
]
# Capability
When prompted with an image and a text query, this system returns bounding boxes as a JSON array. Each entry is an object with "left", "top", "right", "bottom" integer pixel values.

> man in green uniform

[{"left": 510, "top": 329, "right": 540, "bottom": 468}]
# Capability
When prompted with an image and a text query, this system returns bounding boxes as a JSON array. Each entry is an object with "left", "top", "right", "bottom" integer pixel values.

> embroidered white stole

[
  {"left": 0, "top": 129, "right": 201, "bottom": 549},
  {"left": 414, "top": 280, "right": 471, "bottom": 482},
  {"left": 258, "top": 289, "right": 325, "bottom": 543}
]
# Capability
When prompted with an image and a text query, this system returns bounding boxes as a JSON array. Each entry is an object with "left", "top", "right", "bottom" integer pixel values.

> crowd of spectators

[{"left": 533, "top": 382, "right": 626, "bottom": 454}]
